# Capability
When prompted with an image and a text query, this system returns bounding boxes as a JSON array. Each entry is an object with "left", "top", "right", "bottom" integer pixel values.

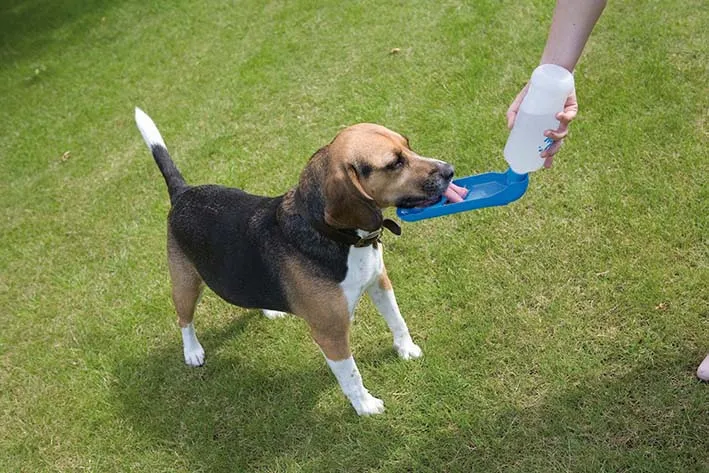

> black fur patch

[{"left": 168, "top": 185, "right": 350, "bottom": 313}]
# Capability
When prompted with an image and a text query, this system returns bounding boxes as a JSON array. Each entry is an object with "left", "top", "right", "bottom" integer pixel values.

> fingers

[
  {"left": 541, "top": 139, "right": 563, "bottom": 160},
  {"left": 506, "top": 83, "right": 529, "bottom": 129},
  {"left": 539, "top": 125, "right": 567, "bottom": 162},
  {"left": 557, "top": 109, "right": 577, "bottom": 123},
  {"left": 507, "top": 86, "right": 577, "bottom": 168},
  {"left": 540, "top": 91, "right": 577, "bottom": 161},
  {"left": 554, "top": 92, "right": 578, "bottom": 129},
  {"left": 545, "top": 121, "right": 569, "bottom": 141},
  {"left": 546, "top": 93, "right": 578, "bottom": 140},
  {"left": 506, "top": 109, "right": 518, "bottom": 130}
]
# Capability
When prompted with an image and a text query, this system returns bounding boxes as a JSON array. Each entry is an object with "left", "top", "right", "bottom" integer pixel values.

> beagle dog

[{"left": 134, "top": 108, "right": 454, "bottom": 415}]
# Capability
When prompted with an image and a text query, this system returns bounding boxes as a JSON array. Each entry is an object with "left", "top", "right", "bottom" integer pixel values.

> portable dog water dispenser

[
  {"left": 397, "top": 64, "right": 574, "bottom": 222},
  {"left": 396, "top": 168, "right": 529, "bottom": 222}
]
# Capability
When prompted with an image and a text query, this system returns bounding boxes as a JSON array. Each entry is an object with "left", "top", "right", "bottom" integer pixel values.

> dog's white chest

[{"left": 340, "top": 245, "right": 383, "bottom": 318}]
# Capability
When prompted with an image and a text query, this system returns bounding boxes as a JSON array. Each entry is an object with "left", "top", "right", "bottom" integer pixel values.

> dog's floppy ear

[{"left": 324, "top": 164, "right": 383, "bottom": 232}]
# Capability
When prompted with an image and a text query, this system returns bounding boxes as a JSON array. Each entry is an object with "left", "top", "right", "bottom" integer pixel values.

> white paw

[
  {"left": 351, "top": 392, "right": 385, "bottom": 416},
  {"left": 395, "top": 339, "right": 423, "bottom": 360},
  {"left": 262, "top": 309, "right": 288, "bottom": 320},
  {"left": 184, "top": 343, "right": 205, "bottom": 367}
]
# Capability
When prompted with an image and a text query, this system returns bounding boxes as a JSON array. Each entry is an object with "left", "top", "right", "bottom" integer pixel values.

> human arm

[
  {"left": 445, "top": 0, "right": 606, "bottom": 202},
  {"left": 541, "top": 0, "right": 607, "bottom": 71},
  {"left": 506, "top": 0, "right": 606, "bottom": 167}
]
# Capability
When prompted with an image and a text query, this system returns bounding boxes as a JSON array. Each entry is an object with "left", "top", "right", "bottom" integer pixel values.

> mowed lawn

[{"left": 1, "top": 0, "right": 707, "bottom": 471}]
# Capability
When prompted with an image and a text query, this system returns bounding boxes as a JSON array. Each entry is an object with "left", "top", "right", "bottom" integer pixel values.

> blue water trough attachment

[{"left": 396, "top": 168, "right": 529, "bottom": 222}]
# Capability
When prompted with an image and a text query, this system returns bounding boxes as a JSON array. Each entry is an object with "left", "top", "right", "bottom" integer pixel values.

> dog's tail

[{"left": 134, "top": 107, "right": 188, "bottom": 202}]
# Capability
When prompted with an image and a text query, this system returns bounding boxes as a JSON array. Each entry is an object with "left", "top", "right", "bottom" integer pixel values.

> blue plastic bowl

[{"left": 396, "top": 168, "right": 529, "bottom": 222}]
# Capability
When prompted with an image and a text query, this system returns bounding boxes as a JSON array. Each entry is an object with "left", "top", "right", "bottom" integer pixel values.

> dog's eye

[{"left": 387, "top": 154, "right": 406, "bottom": 171}]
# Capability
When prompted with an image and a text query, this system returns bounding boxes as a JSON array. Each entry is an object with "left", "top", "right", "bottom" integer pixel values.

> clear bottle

[{"left": 504, "top": 64, "right": 575, "bottom": 174}]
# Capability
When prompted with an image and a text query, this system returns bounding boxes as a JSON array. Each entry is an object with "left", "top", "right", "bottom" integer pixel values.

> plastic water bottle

[{"left": 504, "top": 64, "right": 575, "bottom": 174}]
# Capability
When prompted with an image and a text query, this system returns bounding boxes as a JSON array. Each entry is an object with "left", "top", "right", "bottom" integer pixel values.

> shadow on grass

[
  {"left": 401, "top": 353, "right": 709, "bottom": 472},
  {"left": 0, "top": 0, "right": 129, "bottom": 66},
  {"left": 111, "top": 308, "right": 400, "bottom": 471},
  {"left": 111, "top": 300, "right": 708, "bottom": 471}
]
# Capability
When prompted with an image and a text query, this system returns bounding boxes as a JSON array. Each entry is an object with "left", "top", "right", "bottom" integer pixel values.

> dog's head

[{"left": 301, "top": 123, "right": 454, "bottom": 231}]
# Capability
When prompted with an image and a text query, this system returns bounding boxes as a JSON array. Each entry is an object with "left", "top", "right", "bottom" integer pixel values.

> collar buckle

[{"left": 353, "top": 229, "right": 383, "bottom": 248}]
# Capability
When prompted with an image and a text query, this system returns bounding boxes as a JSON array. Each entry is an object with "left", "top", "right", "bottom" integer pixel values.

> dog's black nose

[{"left": 438, "top": 163, "right": 454, "bottom": 181}]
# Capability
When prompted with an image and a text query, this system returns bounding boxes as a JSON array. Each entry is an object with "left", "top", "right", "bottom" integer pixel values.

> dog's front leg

[
  {"left": 326, "top": 356, "right": 384, "bottom": 416},
  {"left": 311, "top": 323, "right": 385, "bottom": 416},
  {"left": 366, "top": 269, "right": 422, "bottom": 360}
]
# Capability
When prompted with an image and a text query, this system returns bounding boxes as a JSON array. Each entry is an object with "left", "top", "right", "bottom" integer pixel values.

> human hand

[{"left": 506, "top": 84, "right": 578, "bottom": 168}]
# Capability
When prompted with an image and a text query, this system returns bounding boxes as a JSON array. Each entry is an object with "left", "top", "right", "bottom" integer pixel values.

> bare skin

[
  {"left": 445, "top": 0, "right": 607, "bottom": 202},
  {"left": 507, "top": 0, "right": 607, "bottom": 168}
]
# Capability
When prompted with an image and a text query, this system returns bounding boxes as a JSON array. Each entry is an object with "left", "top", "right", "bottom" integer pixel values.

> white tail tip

[{"left": 134, "top": 107, "right": 167, "bottom": 150}]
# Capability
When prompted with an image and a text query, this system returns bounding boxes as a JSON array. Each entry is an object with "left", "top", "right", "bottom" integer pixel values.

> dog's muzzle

[{"left": 396, "top": 162, "right": 454, "bottom": 208}]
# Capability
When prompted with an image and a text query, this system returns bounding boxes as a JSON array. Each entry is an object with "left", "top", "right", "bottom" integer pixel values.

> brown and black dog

[{"left": 135, "top": 108, "right": 453, "bottom": 415}]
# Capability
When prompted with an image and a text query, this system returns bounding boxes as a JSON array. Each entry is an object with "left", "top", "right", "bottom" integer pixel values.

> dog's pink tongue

[{"left": 444, "top": 183, "right": 468, "bottom": 203}]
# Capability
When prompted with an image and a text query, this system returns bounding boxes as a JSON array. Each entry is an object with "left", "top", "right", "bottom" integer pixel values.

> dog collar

[
  {"left": 292, "top": 190, "right": 401, "bottom": 247},
  {"left": 308, "top": 218, "right": 401, "bottom": 248}
]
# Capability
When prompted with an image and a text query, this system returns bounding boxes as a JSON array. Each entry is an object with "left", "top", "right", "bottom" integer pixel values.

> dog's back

[
  {"left": 135, "top": 107, "right": 291, "bottom": 312},
  {"left": 168, "top": 185, "right": 291, "bottom": 311}
]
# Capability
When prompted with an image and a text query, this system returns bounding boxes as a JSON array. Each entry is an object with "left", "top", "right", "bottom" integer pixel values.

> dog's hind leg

[
  {"left": 366, "top": 267, "right": 422, "bottom": 360},
  {"left": 167, "top": 229, "right": 205, "bottom": 367}
]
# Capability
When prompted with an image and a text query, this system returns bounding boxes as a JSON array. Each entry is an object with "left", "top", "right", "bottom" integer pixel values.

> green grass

[{"left": 1, "top": 0, "right": 707, "bottom": 471}]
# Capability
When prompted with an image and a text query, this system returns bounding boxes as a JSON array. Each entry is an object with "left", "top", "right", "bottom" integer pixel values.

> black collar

[
  {"left": 308, "top": 217, "right": 401, "bottom": 248},
  {"left": 293, "top": 190, "right": 401, "bottom": 248}
]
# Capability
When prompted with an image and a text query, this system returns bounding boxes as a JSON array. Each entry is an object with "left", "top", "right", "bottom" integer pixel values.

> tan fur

[
  {"left": 310, "top": 123, "right": 447, "bottom": 238},
  {"left": 326, "top": 123, "right": 442, "bottom": 208},
  {"left": 167, "top": 228, "right": 204, "bottom": 328},
  {"left": 282, "top": 258, "right": 352, "bottom": 361},
  {"left": 323, "top": 159, "right": 382, "bottom": 231},
  {"left": 378, "top": 267, "right": 393, "bottom": 291}
]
